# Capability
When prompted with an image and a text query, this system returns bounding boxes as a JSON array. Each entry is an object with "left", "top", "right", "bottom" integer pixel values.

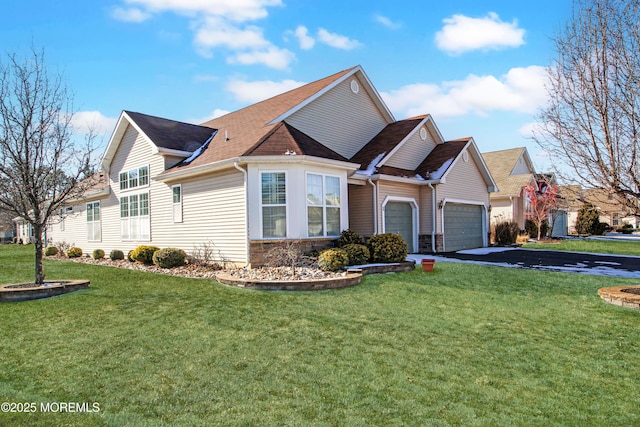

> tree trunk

[{"left": 33, "top": 224, "right": 45, "bottom": 285}]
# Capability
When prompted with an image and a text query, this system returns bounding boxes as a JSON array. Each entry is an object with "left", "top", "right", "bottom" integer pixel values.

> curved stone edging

[
  {"left": 0, "top": 280, "right": 90, "bottom": 302},
  {"left": 349, "top": 261, "right": 416, "bottom": 275},
  {"left": 216, "top": 271, "right": 363, "bottom": 291},
  {"left": 598, "top": 285, "right": 640, "bottom": 309}
]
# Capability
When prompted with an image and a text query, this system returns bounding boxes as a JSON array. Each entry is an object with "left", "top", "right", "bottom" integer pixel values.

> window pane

[
  {"left": 307, "top": 174, "right": 323, "bottom": 205},
  {"left": 307, "top": 206, "right": 324, "bottom": 237},
  {"left": 86, "top": 203, "right": 93, "bottom": 221},
  {"left": 93, "top": 202, "right": 100, "bottom": 221},
  {"left": 129, "top": 169, "right": 139, "bottom": 188},
  {"left": 261, "top": 172, "right": 286, "bottom": 205},
  {"left": 119, "top": 172, "right": 128, "bottom": 190},
  {"left": 130, "top": 194, "right": 139, "bottom": 217},
  {"left": 325, "top": 176, "right": 340, "bottom": 206},
  {"left": 172, "top": 186, "right": 181, "bottom": 203},
  {"left": 326, "top": 207, "right": 340, "bottom": 236},
  {"left": 262, "top": 206, "right": 286, "bottom": 238},
  {"left": 139, "top": 193, "right": 149, "bottom": 216},
  {"left": 120, "top": 196, "right": 129, "bottom": 218},
  {"left": 139, "top": 166, "right": 149, "bottom": 186}
]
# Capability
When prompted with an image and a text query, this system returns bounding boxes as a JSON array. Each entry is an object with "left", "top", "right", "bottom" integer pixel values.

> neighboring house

[
  {"left": 482, "top": 147, "right": 537, "bottom": 229},
  {"left": 43, "top": 65, "right": 497, "bottom": 265},
  {"left": 561, "top": 186, "right": 639, "bottom": 232}
]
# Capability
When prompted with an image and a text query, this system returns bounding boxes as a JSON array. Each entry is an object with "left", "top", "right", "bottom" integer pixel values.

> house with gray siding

[{"left": 44, "top": 65, "right": 497, "bottom": 265}]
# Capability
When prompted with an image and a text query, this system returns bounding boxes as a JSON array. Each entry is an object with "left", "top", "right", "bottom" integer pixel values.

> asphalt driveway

[{"left": 409, "top": 247, "right": 640, "bottom": 278}]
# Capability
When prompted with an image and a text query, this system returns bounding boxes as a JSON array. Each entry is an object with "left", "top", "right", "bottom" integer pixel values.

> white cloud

[
  {"left": 374, "top": 14, "right": 402, "bottom": 30},
  {"left": 229, "top": 46, "right": 295, "bottom": 70},
  {"left": 317, "top": 28, "right": 361, "bottom": 50},
  {"left": 111, "top": 7, "right": 151, "bottom": 22},
  {"left": 226, "top": 78, "right": 306, "bottom": 103},
  {"left": 294, "top": 25, "right": 315, "bottom": 50},
  {"left": 188, "top": 109, "right": 231, "bottom": 124},
  {"left": 435, "top": 12, "right": 525, "bottom": 55},
  {"left": 113, "top": 0, "right": 293, "bottom": 69},
  {"left": 381, "top": 66, "right": 547, "bottom": 119},
  {"left": 121, "top": 0, "right": 283, "bottom": 22},
  {"left": 70, "top": 111, "right": 118, "bottom": 137}
]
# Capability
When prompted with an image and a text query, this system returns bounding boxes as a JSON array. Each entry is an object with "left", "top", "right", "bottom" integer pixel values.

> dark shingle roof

[
  {"left": 416, "top": 139, "right": 469, "bottom": 179},
  {"left": 350, "top": 116, "right": 426, "bottom": 171},
  {"left": 246, "top": 122, "right": 349, "bottom": 162},
  {"left": 125, "top": 111, "right": 217, "bottom": 153}
]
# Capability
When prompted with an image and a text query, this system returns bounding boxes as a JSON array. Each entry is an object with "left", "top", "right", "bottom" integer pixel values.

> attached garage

[
  {"left": 443, "top": 203, "right": 485, "bottom": 252},
  {"left": 384, "top": 201, "right": 416, "bottom": 252}
]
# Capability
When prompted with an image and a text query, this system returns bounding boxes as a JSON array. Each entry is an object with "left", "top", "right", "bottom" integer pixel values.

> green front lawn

[
  {"left": 2, "top": 245, "right": 640, "bottom": 426},
  {"left": 523, "top": 237, "right": 640, "bottom": 256}
]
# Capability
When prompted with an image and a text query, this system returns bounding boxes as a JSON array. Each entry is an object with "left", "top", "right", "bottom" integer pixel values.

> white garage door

[
  {"left": 444, "top": 203, "right": 484, "bottom": 252},
  {"left": 384, "top": 202, "right": 414, "bottom": 252}
]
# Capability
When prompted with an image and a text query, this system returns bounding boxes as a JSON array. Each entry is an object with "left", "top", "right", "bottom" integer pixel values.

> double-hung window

[
  {"left": 261, "top": 172, "right": 287, "bottom": 238},
  {"left": 172, "top": 185, "right": 182, "bottom": 223},
  {"left": 307, "top": 173, "right": 341, "bottom": 237},
  {"left": 86, "top": 201, "right": 101, "bottom": 241}
]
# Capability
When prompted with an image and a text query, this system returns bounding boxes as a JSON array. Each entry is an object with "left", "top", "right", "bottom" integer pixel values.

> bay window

[
  {"left": 307, "top": 173, "right": 341, "bottom": 237},
  {"left": 261, "top": 172, "right": 287, "bottom": 238}
]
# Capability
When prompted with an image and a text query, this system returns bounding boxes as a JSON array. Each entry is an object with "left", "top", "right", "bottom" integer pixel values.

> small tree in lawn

[
  {"left": 524, "top": 180, "right": 559, "bottom": 240},
  {"left": 0, "top": 48, "right": 97, "bottom": 285}
]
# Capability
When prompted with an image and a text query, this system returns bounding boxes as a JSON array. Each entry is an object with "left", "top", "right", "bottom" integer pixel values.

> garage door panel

[
  {"left": 444, "top": 203, "right": 483, "bottom": 252},
  {"left": 384, "top": 202, "right": 414, "bottom": 252}
]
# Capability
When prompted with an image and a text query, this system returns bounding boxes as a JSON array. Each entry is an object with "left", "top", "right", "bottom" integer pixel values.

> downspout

[
  {"left": 367, "top": 179, "right": 378, "bottom": 235},
  {"left": 234, "top": 162, "right": 250, "bottom": 269},
  {"left": 427, "top": 183, "right": 436, "bottom": 253}
]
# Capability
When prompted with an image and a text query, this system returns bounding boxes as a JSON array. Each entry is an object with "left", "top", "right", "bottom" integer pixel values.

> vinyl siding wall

[
  {"left": 347, "top": 183, "right": 374, "bottom": 237},
  {"left": 512, "top": 155, "right": 532, "bottom": 175},
  {"left": 287, "top": 75, "right": 390, "bottom": 159},
  {"left": 435, "top": 153, "right": 490, "bottom": 233},
  {"left": 384, "top": 126, "right": 438, "bottom": 171},
  {"left": 46, "top": 124, "right": 248, "bottom": 263}
]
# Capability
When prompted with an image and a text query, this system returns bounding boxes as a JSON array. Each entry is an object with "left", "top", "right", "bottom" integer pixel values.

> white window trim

[
  {"left": 305, "top": 172, "right": 342, "bottom": 238},
  {"left": 259, "top": 170, "right": 288, "bottom": 239},
  {"left": 172, "top": 184, "right": 183, "bottom": 223}
]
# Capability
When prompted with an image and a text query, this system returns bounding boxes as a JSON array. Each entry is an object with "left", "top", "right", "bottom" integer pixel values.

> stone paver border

[
  {"left": 0, "top": 280, "right": 90, "bottom": 302},
  {"left": 598, "top": 285, "right": 640, "bottom": 310}
]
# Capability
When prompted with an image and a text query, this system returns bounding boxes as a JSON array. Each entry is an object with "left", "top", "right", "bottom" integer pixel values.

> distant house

[
  {"left": 42, "top": 65, "right": 497, "bottom": 265},
  {"left": 560, "top": 186, "right": 639, "bottom": 233},
  {"left": 482, "top": 147, "right": 537, "bottom": 229}
]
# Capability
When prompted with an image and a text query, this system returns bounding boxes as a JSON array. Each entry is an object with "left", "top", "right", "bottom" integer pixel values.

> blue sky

[{"left": 3, "top": 0, "right": 573, "bottom": 171}]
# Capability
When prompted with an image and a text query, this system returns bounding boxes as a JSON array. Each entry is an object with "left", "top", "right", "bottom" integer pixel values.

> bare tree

[
  {"left": 0, "top": 48, "right": 96, "bottom": 285},
  {"left": 533, "top": 0, "right": 640, "bottom": 217}
]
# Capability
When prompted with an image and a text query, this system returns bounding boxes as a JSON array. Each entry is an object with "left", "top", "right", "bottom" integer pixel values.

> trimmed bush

[
  {"left": 367, "top": 233, "right": 408, "bottom": 263},
  {"left": 130, "top": 245, "right": 160, "bottom": 264},
  {"left": 336, "top": 229, "right": 364, "bottom": 247},
  {"left": 92, "top": 249, "right": 105, "bottom": 260},
  {"left": 66, "top": 246, "right": 83, "bottom": 258},
  {"left": 44, "top": 246, "right": 59, "bottom": 256},
  {"left": 153, "top": 248, "right": 187, "bottom": 269},
  {"left": 341, "top": 243, "right": 370, "bottom": 266},
  {"left": 617, "top": 223, "right": 634, "bottom": 234},
  {"left": 127, "top": 250, "right": 135, "bottom": 262},
  {"left": 494, "top": 221, "right": 520, "bottom": 246},
  {"left": 318, "top": 248, "right": 349, "bottom": 272},
  {"left": 110, "top": 249, "right": 125, "bottom": 261},
  {"left": 525, "top": 219, "right": 549, "bottom": 240}
]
